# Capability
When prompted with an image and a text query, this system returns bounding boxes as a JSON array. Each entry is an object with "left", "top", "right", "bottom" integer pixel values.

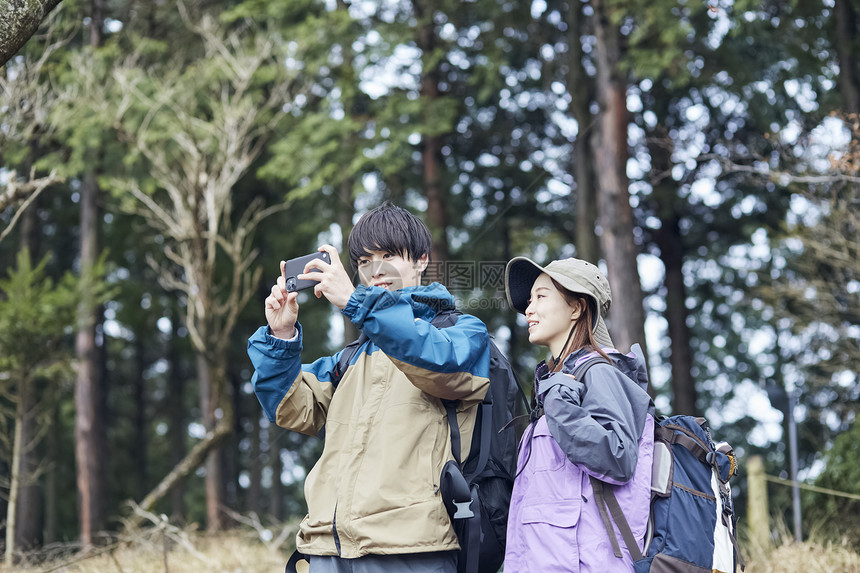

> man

[{"left": 247, "top": 203, "right": 491, "bottom": 573}]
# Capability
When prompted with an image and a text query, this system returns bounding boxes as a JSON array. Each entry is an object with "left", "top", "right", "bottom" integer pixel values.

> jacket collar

[
  {"left": 534, "top": 344, "right": 649, "bottom": 392},
  {"left": 376, "top": 282, "right": 456, "bottom": 321}
]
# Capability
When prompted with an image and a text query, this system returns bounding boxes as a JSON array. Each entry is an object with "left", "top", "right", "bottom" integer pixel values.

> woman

[{"left": 503, "top": 256, "right": 654, "bottom": 573}]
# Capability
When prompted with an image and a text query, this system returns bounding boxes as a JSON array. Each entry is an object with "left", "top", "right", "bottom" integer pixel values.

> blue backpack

[
  {"left": 574, "top": 358, "right": 745, "bottom": 573},
  {"left": 634, "top": 415, "right": 745, "bottom": 572}
]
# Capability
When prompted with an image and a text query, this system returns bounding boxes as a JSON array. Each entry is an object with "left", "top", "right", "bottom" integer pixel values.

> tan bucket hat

[{"left": 505, "top": 256, "right": 614, "bottom": 348}]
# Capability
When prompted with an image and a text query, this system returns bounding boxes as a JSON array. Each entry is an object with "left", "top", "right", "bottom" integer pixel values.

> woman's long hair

[{"left": 549, "top": 278, "right": 612, "bottom": 372}]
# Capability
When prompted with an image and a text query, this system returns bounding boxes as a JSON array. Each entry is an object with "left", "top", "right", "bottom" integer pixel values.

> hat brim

[
  {"left": 504, "top": 256, "right": 615, "bottom": 349},
  {"left": 504, "top": 257, "right": 544, "bottom": 314}
]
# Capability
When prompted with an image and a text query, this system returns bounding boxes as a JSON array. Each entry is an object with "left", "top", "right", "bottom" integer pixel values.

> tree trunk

[
  {"left": 416, "top": 0, "right": 450, "bottom": 264},
  {"left": 574, "top": 140, "right": 598, "bottom": 262},
  {"left": 44, "top": 402, "right": 59, "bottom": 544},
  {"left": 0, "top": 0, "right": 63, "bottom": 67},
  {"left": 423, "top": 134, "right": 450, "bottom": 264},
  {"left": 15, "top": 184, "right": 40, "bottom": 551},
  {"left": 268, "top": 423, "right": 284, "bottom": 521},
  {"left": 15, "top": 377, "right": 40, "bottom": 551},
  {"left": 648, "top": 127, "right": 696, "bottom": 412},
  {"left": 4, "top": 375, "right": 27, "bottom": 566},
  {"left": 18, "top": 184, "right": 37, "bottom": 254},
  {"left": 654, "top": 216, "right": 697, "bottom": 413},
  {"left": 502, "top": 215, "right": 521, "bottom": 375},
  {"left": 132, "top": 337, "right": 148, "bottom": 499},
  {"left": 247, "top": 416, "right": 262, "bottom": 513},
  {"left": 336, "top": 0, "right": 359, "bottom": 340},
  {"left": 591, "top": 0, "right": 648, "bottom": 357},
  {"left": 226, "top": 372, "right": 241, "bottom": 512},
  {"left": 339, "top": 180, "right": 358, "bottom": 342},
  {"left": 168, "top": 308, "right": 188, "bottom": 522},
  {"left": 75, "top": 4, "right": 106, "bottom": 547},
  {"left": 833, "top": 0, "right": 860, "bottom": 114},
  {"left": 75, "top": 171, "right": 104, "bottom": 549},
  {"left": 198, "top": 353, "right": 225, "bottom": 531},
  {"left": 89, "top": 0, "right": 103, "bottom": 47},
  {"left": 566, "top": 0, "right": 599, "bottom": 263}
]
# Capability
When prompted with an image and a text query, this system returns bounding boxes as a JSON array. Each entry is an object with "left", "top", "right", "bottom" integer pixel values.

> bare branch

[
  {"left": 125, "top": 182, "right": 183, "bottom": 236},
  {"left": 0, "top": 170, "right": 63, "bottom": 243},
  {"left": 125, "top": 505, "right": 216, "bottom": 565},
  {"left": 130, "top": 415, "right": 232, "bottom": 526},
  {"left": 707, "top": 145, "right": 860, "bottom": 185},
  {"left": 219, "top": 506, "right": 297, "bottom": 551}
]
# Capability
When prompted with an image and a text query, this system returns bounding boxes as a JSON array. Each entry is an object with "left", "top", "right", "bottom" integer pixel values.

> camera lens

[{"left": 287, "top": 278, "right": 297, "bottom": 291}]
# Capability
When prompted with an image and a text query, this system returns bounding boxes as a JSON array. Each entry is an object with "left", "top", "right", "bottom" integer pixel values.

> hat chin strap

[{"left": 550, "top": 322, "right": 578, "bottom": 372}]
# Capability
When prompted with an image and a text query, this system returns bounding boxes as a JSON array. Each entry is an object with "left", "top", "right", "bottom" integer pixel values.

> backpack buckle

[{"left": 452, "top": 499, "right": 474, "bottom": 519}]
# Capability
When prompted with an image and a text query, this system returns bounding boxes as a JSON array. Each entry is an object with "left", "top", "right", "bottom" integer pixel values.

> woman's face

[{"left": 524, "top": 273, "right": 582, "bottom": 357}]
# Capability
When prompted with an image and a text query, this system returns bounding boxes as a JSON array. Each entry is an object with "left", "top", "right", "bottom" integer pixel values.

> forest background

[{"left": 1, "top": 0, "right": 859, "bottom": 567}]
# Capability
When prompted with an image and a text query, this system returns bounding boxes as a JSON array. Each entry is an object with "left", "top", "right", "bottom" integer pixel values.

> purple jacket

[{"left": 504, "top": 345, "right": 654, "bottom": 573}]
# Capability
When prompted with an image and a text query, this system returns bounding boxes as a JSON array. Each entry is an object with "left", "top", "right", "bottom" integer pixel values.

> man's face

[{"left": 357, "top": 250, "right": 429, "bottom": 290}]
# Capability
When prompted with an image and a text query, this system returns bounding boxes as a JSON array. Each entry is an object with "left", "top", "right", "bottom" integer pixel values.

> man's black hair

[{"left": 347, "top": 202, "right": 432, "bottom": 270}]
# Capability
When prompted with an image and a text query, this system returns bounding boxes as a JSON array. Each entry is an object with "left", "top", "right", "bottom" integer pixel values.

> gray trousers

[{"left": 308, "top": 552, "right": 457, "bottom": 573}]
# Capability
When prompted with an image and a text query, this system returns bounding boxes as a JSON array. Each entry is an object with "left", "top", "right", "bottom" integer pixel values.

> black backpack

[{"left": 324, "top": 308, "right": 528, "bottom": 573}]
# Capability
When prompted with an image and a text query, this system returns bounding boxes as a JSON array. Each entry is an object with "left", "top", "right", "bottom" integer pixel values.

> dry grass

[
  {"left": 740, "top": 517, "right": 860, "bottom": 573},
  {"left": 1, "top": 507, "right": 300, "bottom": 573},
  {"left": 743, "top": 538, "right": 860, "bottom": 573},
  {"left": 5, "top": 528, "right": 292, "bottom": 573},
  {"left": 5, "top": 529, "right": 860, "bottom": 573}
]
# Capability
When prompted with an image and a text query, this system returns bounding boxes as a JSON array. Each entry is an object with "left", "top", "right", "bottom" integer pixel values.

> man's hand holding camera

[
  {"left": 265, "top": 245, "right": 355, "bottom": 340},
  {"left": 265, "top": 261, "right": 300, "bottom": 340},
  {"left": 301, "top": 244, "right": 355, "bottom": 309}
]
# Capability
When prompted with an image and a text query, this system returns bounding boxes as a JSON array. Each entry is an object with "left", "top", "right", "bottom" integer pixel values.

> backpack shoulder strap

[
  {"left": 431, "top": 308, "right": 484, "bottom": 573},
  {"left": 430, "top": 308, "right": 466, "bottom": 463},
  {"left": 441, "top": 310, "right": 529, "bottom": 471},
  {"left": 589, "top": 475, "right": 645, "bottom": 561},
  {"left": 331, "top": 331, "right": 368, "bottom": 388},
  {"left": 569, "top": 354, "right": 613, "bottom": 381},
  {"left": 432, "top": 307, "right": 494, "bottom": 477},
  {"left": 574, "top": 356, "right": 645, "bottom": 563}
]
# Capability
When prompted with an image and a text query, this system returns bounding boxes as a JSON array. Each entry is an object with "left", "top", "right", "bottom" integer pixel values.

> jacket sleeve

[
  {"left": 247, "top": 323, "right": 342, "bottom": 436},
  {"left": 342, "top": 285, "right": 490, "bottom": 401},
  {"left": 541, "top": 364, "right": 650, "bottom": 484}
]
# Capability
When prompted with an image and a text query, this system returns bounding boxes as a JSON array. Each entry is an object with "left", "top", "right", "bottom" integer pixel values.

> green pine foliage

[
  {"left": 0, "top": 249, "right": 112, "bottom": 542},
  {"left": 0, "top": 249, "right": 79, "bottom": 374}
]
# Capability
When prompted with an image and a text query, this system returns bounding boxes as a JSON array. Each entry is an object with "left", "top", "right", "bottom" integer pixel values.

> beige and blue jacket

[{"left": 247, "top": 282, "right": 491, "bottom": 558}]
